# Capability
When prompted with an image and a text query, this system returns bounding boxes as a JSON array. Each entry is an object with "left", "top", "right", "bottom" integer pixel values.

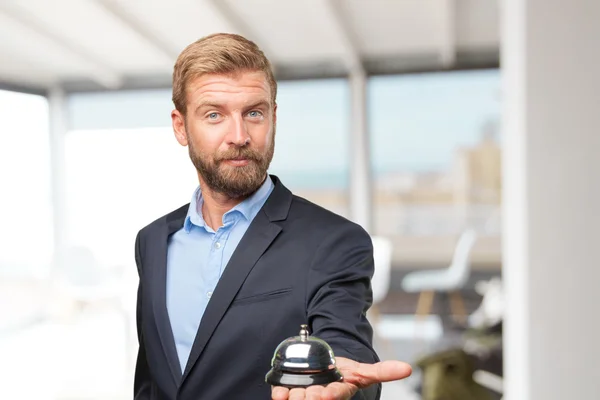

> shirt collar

[{"left": 184, "top": 176, "right": 274, "bottom": 233}]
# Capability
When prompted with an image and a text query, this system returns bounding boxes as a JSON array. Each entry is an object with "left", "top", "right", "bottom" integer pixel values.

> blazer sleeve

[
  {"left": 306, "top": 223, "right": 381, "bottom": 400},
  {"left": 134, "top": 231, "right": 153, "bottom": 399}
]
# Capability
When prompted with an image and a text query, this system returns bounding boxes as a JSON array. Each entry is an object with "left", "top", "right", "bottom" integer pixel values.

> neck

[
  {"left": 198, "top": 175, "right": 265, "bottom": 231},
  {"left": 200, "top": 187, "right": 244, "bottom": 231}
]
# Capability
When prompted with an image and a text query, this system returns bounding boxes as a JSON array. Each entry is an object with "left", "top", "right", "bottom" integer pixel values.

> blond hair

[{"left": 172, "top": 33, "right": 277, "bottom": 116}]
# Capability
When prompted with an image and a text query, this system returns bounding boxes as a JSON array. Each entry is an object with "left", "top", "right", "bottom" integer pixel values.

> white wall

[{"left": 502, "top": 1, "right": 600, "bottom": 399}]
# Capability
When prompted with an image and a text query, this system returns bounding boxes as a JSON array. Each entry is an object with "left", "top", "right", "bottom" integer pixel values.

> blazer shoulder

[
  {"left": 289, "top": 194, "right": 370, "bottom": 240},
  {"left": 136, "top": 202, "right": 190, "bottom": 238}
]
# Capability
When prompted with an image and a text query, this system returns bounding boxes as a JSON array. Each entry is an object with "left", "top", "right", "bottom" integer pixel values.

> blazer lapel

[
  {"left": 150, "top": 207, "right": 188, "bottom": 384},
  {"left": 180, "top": 177, "right": 291, "bottom": 383}
]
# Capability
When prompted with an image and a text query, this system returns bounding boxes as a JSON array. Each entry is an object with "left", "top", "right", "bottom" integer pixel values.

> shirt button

[
  {"left": 207, "top": 291, "right": 213, "bottom": 298},
  {"left": 215, "top": 242, "right": 221, "bottom": 249}
]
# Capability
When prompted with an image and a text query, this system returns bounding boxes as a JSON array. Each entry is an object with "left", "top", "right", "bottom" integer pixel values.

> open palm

[{"left": 271, "top": 357, "right": 412, "bottom": 400}]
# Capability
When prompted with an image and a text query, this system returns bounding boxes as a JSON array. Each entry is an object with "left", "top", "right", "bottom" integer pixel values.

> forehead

[{"left": 187, "top": 71, "right": 272, "bottom": 108}]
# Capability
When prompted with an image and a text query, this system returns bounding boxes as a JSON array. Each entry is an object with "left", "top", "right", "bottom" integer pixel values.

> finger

[
  {"left": 271, "top": 386, "right": 290, "bottom": 400},
  {"left": 349, "top": 360, "right": 412, "bottom": 387},
  {"left": 321, "top": 382, "right": 356, "bottom": 400},
  {"left": 305, "top": 385, "right": 325, "bottom": 400},
  {"left": 289, "top": 387, "right": 306, "bottom": 400}
]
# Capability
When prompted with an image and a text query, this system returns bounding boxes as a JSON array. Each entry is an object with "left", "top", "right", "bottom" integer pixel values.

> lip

[{"left": 223, "top": 158, "right": 250, "bottom": 166}]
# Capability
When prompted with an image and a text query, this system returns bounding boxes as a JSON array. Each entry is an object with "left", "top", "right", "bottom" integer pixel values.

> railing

[
  {"left": 311, "top": 200, "right": 501, "bottom": 236},
  {"left": 373, "top": 204, "right": 502, "bottom": 236}
]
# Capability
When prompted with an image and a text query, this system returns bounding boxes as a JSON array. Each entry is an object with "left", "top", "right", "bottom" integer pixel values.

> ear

[
  {"left": 172, "top": 109, "right": 188, "bottom": 146},
  {"left": 272, "top": 102, "right": 277, "bottom": 130}
]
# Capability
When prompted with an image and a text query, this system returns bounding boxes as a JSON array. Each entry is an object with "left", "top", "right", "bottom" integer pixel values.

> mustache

[{"left": 214, "top": 147, "right": 262, "bottom": 162}]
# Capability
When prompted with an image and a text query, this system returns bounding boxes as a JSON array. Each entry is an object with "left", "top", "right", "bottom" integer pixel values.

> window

[
  {"left": 269, "top": 79, "right": 350, "bottom": 217},
  {"left": 64, "top": 80, "right": 352, "bottom": 263},
  {"left": 368, "top": 70, "right": 501, "bottom": 266}
]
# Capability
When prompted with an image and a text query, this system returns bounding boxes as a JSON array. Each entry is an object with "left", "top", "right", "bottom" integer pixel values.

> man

[{"left": 134, "top": 33, "right": 411, "bottom": 400}]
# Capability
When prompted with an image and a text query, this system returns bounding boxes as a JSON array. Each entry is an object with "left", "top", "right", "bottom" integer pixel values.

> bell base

[{"left": 265, "top": 368, "right": 344, "bottom": 388}]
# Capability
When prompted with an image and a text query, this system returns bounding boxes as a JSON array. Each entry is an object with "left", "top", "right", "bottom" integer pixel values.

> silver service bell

[{"left": 265, "top": 324, "right": 344, "bottom": 388}]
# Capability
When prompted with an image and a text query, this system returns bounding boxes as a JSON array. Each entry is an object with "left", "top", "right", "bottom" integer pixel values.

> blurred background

[{"left": 0, "top": 0, "right": 597, "bottom": 399}]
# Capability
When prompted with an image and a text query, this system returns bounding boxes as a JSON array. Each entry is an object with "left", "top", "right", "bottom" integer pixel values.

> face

[{"left": 172, "top": 71, "right": 276, "bottom": 199}]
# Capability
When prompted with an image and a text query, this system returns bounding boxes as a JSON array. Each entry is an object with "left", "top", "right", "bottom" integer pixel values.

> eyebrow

[
  {"left": 194, "top": 99, "right": 271, "bottom": 115},
  {"left": 244, "top": 100, "right": 271, "bottom": 111},
  {"left": 194, "top": 101, "right": 224, "bottom": 115}
]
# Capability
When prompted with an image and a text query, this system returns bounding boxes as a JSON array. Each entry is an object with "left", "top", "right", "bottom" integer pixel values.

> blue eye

[
  {"left": 248, "top": 110, "right": 262, "bottom": 118},
  {"left": 208, "top": 112, "right": 219, "bottom": 119}
]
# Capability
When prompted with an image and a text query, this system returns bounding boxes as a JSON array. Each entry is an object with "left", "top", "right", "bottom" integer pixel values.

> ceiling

[{"left": 0, "top": 0, "right": 499, "bottom": 94}]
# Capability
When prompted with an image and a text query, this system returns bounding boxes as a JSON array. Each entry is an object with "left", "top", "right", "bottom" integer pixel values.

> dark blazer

[{"left": 134, "top": 175, "right": 381, "bottom": 400}]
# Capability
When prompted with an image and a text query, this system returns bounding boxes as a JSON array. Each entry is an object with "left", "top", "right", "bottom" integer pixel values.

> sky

[
  {"left": 367, "top": 69, "right": 500, "bottom": 172},
  {"left": 270, "top": 68, "right": 500, "bottom": 186}
]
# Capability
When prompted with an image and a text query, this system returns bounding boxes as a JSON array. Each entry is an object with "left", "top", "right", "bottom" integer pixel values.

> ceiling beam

[
  {"left": 59, "top": 49, "right": 499, "bottom": 93},
  {"left": 94, "top": 0, "right": 181, "bottom": 60},
  {"left": 0, "top": 46, "right": 55, "bottom": 91},
  {"left": 320, "top": 0, "right": 364, "bottom": 75},
  {"left": 0, "top": 1, "right": 122, "bottom": 89},
  {"left": 440, "top": 0, "right": 457, "bottom": 67},
  {"left": 0, "top": 79, "right": 47, "bottom": 96}
]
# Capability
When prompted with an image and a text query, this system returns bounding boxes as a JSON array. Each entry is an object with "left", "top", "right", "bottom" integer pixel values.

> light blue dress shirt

[{"left": 166, "top": 176, "right": 274, "bottom": 374}]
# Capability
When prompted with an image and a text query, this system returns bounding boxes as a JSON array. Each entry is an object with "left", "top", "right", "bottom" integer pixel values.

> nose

[{"left": 227, "top": 114, "right": 250, "bottom": 146}]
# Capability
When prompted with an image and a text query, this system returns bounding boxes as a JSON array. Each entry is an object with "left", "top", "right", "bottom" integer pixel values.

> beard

[{"left": 187, "top": 132, "right": 275, "bottom": 199}]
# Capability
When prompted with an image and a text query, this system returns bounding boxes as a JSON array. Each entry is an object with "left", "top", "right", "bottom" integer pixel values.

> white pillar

[
  {"left": 48, "top": 87, "right": 68, "bottom": 256},
  {"left": 349, "top": 69, "right": 372, "bottom": 233},
  {"left": 502, "top": 1, "right": 600, "bottom": 399}
]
